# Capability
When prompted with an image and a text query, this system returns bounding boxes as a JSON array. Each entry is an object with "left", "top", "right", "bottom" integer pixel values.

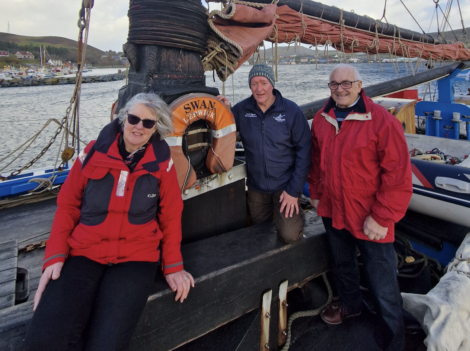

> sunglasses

[{"left": 127, "top": 113, "right": 157, "bottom": 129}]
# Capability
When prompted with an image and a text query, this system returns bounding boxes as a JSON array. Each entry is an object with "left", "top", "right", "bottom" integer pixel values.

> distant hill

[
  {"left": 428, "top": 27, "right": 470, "bottom": 43},
  {"left": 0, "top": 32, "right": 105, "bottom": 61}
]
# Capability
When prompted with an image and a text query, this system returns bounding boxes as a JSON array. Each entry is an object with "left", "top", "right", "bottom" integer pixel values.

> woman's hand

[
  {"left": 165, "top": 270, "right": 195, "bottom": 303},
  {"left": 33, "top": 262, "right": 64, "bottom": 311}
]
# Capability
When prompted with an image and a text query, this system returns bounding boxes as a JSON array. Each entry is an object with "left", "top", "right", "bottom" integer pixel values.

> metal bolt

[
  {"left": 265, "top": 312, "right": 271, "bottom": 319},
  {"left": 283, "top": 331, "right": 287, "bottom": 336},
  {"left": 265, "top": 344, "right": 270, "bottom": 349},
  {"left": 228, "top": 173, "right": 233, "bottom": 180},
  {"left": 283, "top": 301, "right": 288, "bottom": 307}
]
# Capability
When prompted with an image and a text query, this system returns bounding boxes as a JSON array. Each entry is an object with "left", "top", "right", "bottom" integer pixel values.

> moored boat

[{"left": 407, "top": 134, "right": 470, "bottom": 228}]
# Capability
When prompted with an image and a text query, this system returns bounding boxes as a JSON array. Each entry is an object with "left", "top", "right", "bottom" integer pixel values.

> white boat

[{"left": 0, "top": 73, "right": 12, "bottom": 80}]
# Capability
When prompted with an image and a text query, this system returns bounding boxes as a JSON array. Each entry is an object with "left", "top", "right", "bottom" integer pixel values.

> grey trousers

[{"left": 247, "top": 189, "right": 304, "bottom": 243}]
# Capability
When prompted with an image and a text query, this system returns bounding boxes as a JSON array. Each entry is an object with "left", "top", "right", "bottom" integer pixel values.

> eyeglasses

[
  {"left": 328, "top": 80, "right": 360, "bottom": 90},
  {"left": 127, "top": 113, "right": 157, "bottom": 129}
]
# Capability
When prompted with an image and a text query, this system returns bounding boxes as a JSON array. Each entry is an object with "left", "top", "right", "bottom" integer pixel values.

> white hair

[
  {"left": 117, "top": 93, "right": 174, "bottom": 139},
  {"left": 329, "top": 64, "right": 362, "bottom": 81}
]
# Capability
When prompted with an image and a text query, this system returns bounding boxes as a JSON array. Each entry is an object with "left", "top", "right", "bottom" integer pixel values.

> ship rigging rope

[
  {"left": 399, "top": 0, "right": 426, "bottom": 34},
  {"left": 0, "top": 1, "right": 93, "bottom": 209},
  {"left": 439, "top": 0, "right": 453, "bottom": 34},
  {"left": 456, "top": 0, "right": 467, "bottom": 39},
  {"left": 127, "top": 0, "right": 208, "bottom": 53},
  {"left": 436, "top": 3, "right": 460, "bottom": 43},
  {"left": 0, "top": 119, "right": 87, "bottom": 175}
]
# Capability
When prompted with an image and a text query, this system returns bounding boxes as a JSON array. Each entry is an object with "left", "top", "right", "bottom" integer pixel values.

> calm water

[{"left": 1, "top": 64, "right": 469, "bottom": 173}]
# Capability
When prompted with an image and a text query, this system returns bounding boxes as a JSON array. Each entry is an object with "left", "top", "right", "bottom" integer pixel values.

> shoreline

[{"left": 0, "top": 72, "right": 126, "bottom": 88}]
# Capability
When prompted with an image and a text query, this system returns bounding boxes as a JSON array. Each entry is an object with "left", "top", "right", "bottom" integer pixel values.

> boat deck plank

[
  {"left": 0, "top": 240, "right": 18, "bottom": 310},
  {"left": 0, "top": 199, "right": 56, "bottom": 245}
]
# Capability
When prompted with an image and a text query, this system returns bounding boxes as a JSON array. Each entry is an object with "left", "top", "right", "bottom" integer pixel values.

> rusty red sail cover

[
  {"left": 270, "top": 5, "right": 470, "bottom": 61},
  {"left": 211, "top": 3, "right": 277, "bottom": 69}
]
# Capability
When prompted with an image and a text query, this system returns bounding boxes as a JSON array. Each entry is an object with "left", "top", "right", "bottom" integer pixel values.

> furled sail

[
  {"left": 203, "top": 3, "right": 277, "bottom": 81},
  {"left": 202, "top": 0, "right": 470, "bottom": 81},
  {"left": 271, "top": 5, "right": 470, "bottom": 61}
]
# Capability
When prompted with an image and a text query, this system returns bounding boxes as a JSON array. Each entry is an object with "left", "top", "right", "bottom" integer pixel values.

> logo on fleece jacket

[
  {"left": 273, "top": 114, "right": 285, "bottom": 122},
  {"left": 245, "top": 113, "right": 257, "bottom": 118}
]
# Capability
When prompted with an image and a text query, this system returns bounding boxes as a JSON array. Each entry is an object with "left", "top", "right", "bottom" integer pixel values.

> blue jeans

[
  {"left": 24, "top": 256, "right": 159, "bottom": 351},
  {"left": 322, "top": 217, "right": 405, "bottom": 351}
]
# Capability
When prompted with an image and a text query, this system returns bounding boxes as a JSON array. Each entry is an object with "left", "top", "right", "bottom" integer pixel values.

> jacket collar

[
  {"left": 323, "top": 89, "right": 369, "bottom": 115},
  {"left": 245, "top": 89, "right": 286, "bottom": 115},
  {"left": 320, "top": 90, "right": 373, "bottom": 135},
  {"left": 83, "top": 119, "right": 170, "bottom": 173}
]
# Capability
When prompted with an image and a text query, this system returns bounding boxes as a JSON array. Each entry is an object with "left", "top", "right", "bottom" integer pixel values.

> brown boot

[{"left": 320, "top": 301, "right": 361, "bottom": 325}]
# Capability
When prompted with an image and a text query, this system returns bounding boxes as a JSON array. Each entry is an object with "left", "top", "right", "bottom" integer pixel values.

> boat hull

[
  {"left": 407, "top": 134, "right": 470, "bottom": 228},
  {"left": 408, "top": 192, "right": 470, "bottom": 227}
]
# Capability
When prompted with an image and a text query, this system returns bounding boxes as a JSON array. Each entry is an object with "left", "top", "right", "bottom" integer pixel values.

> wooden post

[
  {"left": 277, "top": 280, "right": 288, "bottom": 348},
  {"left": 260, "top": 289, "right": 272, "bottom": 351}
]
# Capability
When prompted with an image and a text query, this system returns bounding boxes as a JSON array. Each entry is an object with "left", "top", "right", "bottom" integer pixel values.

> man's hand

[
  {"left": 165, "top": 270, "right": 195, "bottom": 303},
  {"left": 216, "top": 95, "right": 231, "bottom": 109},
  {"left": 279, "top": 191, "right": 299, "bottom": 218},
  {"left": 363, "top": 215, "right": 388, "bottom": 241},
  {"left": 310, "top": 199, "right": 320, "bottom": 210},
  {"left": 34, "top": 262, "right": 64, "bottom": 311}
]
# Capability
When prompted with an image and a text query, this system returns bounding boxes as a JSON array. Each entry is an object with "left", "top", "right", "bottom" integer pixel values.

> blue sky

[{"left": 1, "top": 0, "right": 468, "bottom": 52}]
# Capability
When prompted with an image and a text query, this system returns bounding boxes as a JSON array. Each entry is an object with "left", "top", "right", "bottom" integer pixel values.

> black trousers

[
  {"left": 24, "top": 256, "right": 159, "bottom": 351},
  {"left": 322, "top": 217, "right": 405, "bottom": 351}
]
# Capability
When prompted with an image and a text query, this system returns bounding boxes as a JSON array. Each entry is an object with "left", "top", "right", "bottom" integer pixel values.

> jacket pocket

[
  {"left": 128, "top": 174, "right": 160, "bottom": 225},
  {"left": 80, "top": 172, "right": 114, "bottom": 226}
]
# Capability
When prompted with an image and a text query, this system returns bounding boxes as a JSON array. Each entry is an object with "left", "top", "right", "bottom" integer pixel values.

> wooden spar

[
  {"left": 248, "top": 0, "right": 436, "bottom": 44},
  {"left": 300, "top": 61, "right": 470, "bottom": 119},
  {"left": 0, "top": 211, "right": 329, "bottom": 351}
]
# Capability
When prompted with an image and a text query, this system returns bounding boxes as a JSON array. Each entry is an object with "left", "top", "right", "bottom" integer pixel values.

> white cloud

[{"left": 1, "top": 0, "right": 468, "bottom": 52}]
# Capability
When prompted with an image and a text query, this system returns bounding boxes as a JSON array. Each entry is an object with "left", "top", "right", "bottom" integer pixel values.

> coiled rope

[
  {"left": 127, "top": 0, "right": 208, "bottom": 53},
  {"left": 280, "top": 273, "right": 333, "bottom": 351}
]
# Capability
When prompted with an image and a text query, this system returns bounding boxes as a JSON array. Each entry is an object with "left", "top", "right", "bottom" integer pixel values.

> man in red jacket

[{"left": 308, "top": 64, "right": 412, "bottom": 351}]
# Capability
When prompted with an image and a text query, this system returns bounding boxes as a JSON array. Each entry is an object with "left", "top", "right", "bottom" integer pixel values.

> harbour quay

[{"left": 0, "top": 72, "right": 126, "bottom": 88}]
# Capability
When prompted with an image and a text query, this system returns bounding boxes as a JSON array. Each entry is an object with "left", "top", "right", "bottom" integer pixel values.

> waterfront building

[{"left": 15, "top": 51, "right": 34, "bottom": 59}]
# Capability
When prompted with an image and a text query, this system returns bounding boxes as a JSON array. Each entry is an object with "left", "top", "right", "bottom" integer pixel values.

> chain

[
  {"left": 1, "top": 0, "right": 92, "bottom": 181},
  {"left": 1, "top": 114, "right": 68, "bottom": 181}
]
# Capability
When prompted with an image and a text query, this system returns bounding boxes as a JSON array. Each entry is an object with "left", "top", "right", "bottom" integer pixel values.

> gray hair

[
  {"left": 329, "top": 64, "right": 362, "bottom": 81},
  {"left": 117, "top": 93, "right": 174, "bottom": 139}
]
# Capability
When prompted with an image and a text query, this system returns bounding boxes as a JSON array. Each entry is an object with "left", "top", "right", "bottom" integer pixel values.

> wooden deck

[
  {"left": 0, "top": 240, "right": 18, "bottom": 310},
  {"left": 0, "top": 198, "right": 329, "bottom": 351}
]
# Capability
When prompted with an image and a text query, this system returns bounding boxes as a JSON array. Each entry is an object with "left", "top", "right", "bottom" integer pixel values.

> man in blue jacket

[{"left": 218, "top": 64, "right": 311, "bottom": 243}]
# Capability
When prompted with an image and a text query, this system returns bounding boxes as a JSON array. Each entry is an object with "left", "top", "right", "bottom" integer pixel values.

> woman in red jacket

[{"left": 25, "top": 93, "right": 194, "bottom": 351}]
